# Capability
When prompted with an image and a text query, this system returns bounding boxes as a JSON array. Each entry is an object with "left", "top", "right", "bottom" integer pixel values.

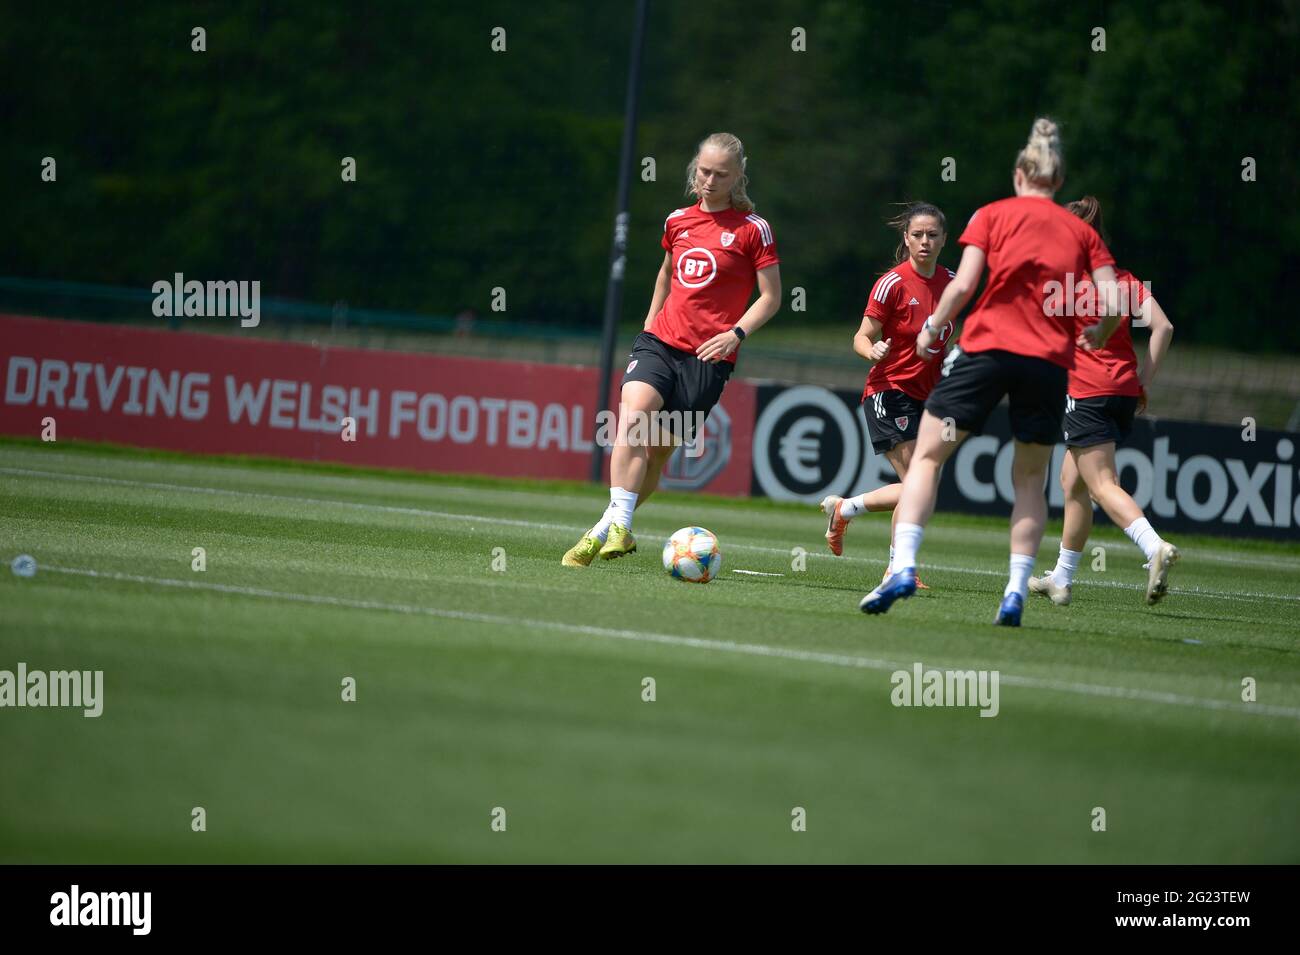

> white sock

[
  {"left": 609, "top": 486, "right": 638, "bottom": 531},
  {"left": 1005, "top": 553, "right": 1036, "bottom": 599},
  {"left": 840, "top": 494, "right": 868, "bottom": 519},
  {"left": 887, "top": 545, "right": 896, "bottom": 574},
  {"left": 892, "top": 523, "right": 923, "bottom": 572},
  {"left": 1124, "top": 517, "right": 1163, "bottom": 562},
  {"left": 1050, "top": 545, "right": 1083, "bottom": 587},
  {"left": 588, "top": 505, "right": 618, "bottom": 543}
]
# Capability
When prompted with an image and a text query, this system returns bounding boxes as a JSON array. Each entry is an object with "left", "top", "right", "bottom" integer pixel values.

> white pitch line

[
  {"left": 34, "top": 564, "right": 1300, "bottom": 722},
  {"left": 10, "top": 453, "right": 1300, "bottom": 572},
  {"left": 4, "top": 465, "right": 1299, "bottom": 603},
  {"left": 733, "top": 569, "right": 786, "bottom": 577}
]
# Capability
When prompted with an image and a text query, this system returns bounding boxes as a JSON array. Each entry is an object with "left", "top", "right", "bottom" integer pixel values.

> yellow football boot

[
  {"left": 561, "top": 536, "right": 602, "bottom": 567},
  {"left": 598, "top": 524, "right": 637, "bottom": 560}
]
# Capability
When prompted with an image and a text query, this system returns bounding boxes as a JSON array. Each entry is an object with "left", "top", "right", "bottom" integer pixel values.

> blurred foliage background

[{"left": 2, "top": 0, "right": 1297, "bottom": 350}]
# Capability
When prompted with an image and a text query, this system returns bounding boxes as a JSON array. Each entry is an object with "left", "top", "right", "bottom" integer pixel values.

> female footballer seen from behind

[
  {"left": 1030, "top": 196, "right": 1178, "bottom": 606},
  {"left": 821, "top": 202, "right": 955, "bottom": 588},
  {"left": 862, "top": 117, "right": 1124, "bottom": 626},
  {"left": 562, "top": 132, "right": 781, "bottom": 566}
]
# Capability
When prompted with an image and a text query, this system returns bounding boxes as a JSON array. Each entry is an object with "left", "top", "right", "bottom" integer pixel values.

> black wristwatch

[{"left": 731, "top": 325, "right": 747, "bottom": 341}]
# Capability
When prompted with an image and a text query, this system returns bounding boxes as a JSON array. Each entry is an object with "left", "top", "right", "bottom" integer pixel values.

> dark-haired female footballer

[
  {"left": 562, "top": 132, "right": 781, "bottom": 566},
  {"left": 1030, "top": 196, "right": 1178, "bottom": 606},
  {"left": 862, "top": 118, "right": 1124, "bottom": 626},
  {"left": 821, "top": 203, "right": 955, "bottom": 590}
]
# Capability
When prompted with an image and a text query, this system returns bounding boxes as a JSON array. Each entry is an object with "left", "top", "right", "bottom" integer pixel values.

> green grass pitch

[{"left": 2, "top": 437, "right": 1298, "bottom": 863}]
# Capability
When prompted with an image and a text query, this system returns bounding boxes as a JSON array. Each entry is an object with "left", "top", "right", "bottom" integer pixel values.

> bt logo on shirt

[{"left": 676, "top": 247, "right": 717, "bottom": 288}]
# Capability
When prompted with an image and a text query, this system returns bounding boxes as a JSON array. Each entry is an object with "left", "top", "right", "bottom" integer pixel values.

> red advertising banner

[{"left": 0, "top": 315, "right": 755, "bottom": 495}]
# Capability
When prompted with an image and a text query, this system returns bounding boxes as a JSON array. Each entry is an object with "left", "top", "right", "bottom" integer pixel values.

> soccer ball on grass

[{"left": 662, "top": 526, "right": 722, "bottom": 583}]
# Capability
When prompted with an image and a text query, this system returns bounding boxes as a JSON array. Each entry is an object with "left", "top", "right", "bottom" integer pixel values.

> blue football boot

[{"left": 860, "top": 567, "right": 918, "bottom": 615}]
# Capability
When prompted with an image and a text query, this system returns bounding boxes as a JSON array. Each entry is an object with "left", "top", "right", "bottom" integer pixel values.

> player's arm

[
  {"left": 644, "top": 252, "right": 673, "bottom": 330},
  {"left": 1078, "top": 265, "right": 1121, "bottom": 350},
  {"left": 696, "top": 264, "right": 781, "bottom": 363},
  {"left": 1137, "top": 296, "right": 1173, "bottom": 411},
  {"left": 853, "top": 315, "right": 891, "bottom": 364},
  {"left": 916, "top": 245, "right": 984, "bottom": 358}
]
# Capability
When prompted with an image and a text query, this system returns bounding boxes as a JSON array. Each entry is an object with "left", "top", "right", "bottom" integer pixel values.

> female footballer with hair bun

[
  {"left": 821, "top": 202, "right": 955, "bottom": 589},
  {"left": 562, "top": 132, "right": 781, "bottom": 566},
  {"left": 862, "top": 117, "right": 1124, "bottom": 626},
  {"left": 1030, "top": 196, "right": 1179, "bottom": 606}
]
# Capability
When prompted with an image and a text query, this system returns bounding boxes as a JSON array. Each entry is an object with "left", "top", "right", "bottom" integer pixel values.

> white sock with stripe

[
  {"left": 840, "top": 494, "right": 868, "bottom": 519},
  {"left": 609, "top": 487, "right": 638, "bottom": 532},
  {"left": 588, "top": 506, "right": 617, "bottom": 543}
]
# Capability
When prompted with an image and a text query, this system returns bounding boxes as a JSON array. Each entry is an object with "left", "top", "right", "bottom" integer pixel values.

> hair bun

[{"left": 1015, "top": 117, "right": 1064, "bottom": 189}]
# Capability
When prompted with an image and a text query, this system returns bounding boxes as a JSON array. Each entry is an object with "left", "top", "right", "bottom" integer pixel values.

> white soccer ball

[{"left": 662, "top": 526, "right": 722, "bottom": 584}]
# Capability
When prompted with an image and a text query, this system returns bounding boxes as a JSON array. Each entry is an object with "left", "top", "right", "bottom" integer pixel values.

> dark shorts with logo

[
  {"left": 863, "top": 389, "right": 925, "bottom": 454},
  {"left": 925, "top": 347, "right": 1068, "bottom": 445},
  {"left": 1063, "top": 394, "right": 1139, "bottom": 448},
  {"left": 621, "top": 331, "right": 733, "bottom": 440}
]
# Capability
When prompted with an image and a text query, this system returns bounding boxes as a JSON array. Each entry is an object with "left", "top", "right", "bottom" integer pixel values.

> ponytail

[{"left": 1065, "top": 195, "right": 1108, "bottom": 243}]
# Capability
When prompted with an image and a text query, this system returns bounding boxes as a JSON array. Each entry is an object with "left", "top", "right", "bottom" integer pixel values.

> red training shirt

[
  {"left": 1069, "top": 267, "right": 1148, "bottom": 398},
  {"left": 957, "top": 196, "right": 1115, "bottom": 368},
  {"left": 649, "top": 203, "right": 780, "bottom": 364},
  {"left": 862, "top": 258, "right": 956, "bottom": 402}
]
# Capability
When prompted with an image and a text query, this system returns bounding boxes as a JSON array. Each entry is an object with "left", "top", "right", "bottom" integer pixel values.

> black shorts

[
  {"left": 925, "top": 347, "right": 1067, "bottom": 445},
  {"left": 621, "top": 331, "right": 732, "bottom": 440},
  {"left": 1063, "top": 394, "right": 1139, "bottom": 448},
  {"left": 863, "top": 389, "right": 925, "bottom": 454}
]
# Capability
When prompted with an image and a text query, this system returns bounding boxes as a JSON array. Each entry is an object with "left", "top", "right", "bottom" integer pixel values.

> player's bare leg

[
  {"left": 823, "top": 482, "right": 901, "bottom": 554},
  {"left": 1074, "top": 443, "right": 1178, "bottom": 604},
  {"left": 998, "top": 441, "right": 1053, "bottom": 625},
  {"left": 564, "top": 382, "right": 663, "bottom": 566},
  {"left": 881, "top": 443, "right": 930, "bottom": 588},
  {"left": 823, "top": 443, "right": 906, "bottom": 555},
  {"left": 1031, "top": 449, "right": 1089, "bottom": 605},
  {"left": 634, "top": 443, "right": 676, "bottom": 509},
  {"left": 599, "top": 382, "right": 665, "bottom": 558},
  {"left": 831, "top": 441, "right": 931, "bottom": 587},
  {"left": 862, "top": 413, "right": 965, "bottom": 614}
]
